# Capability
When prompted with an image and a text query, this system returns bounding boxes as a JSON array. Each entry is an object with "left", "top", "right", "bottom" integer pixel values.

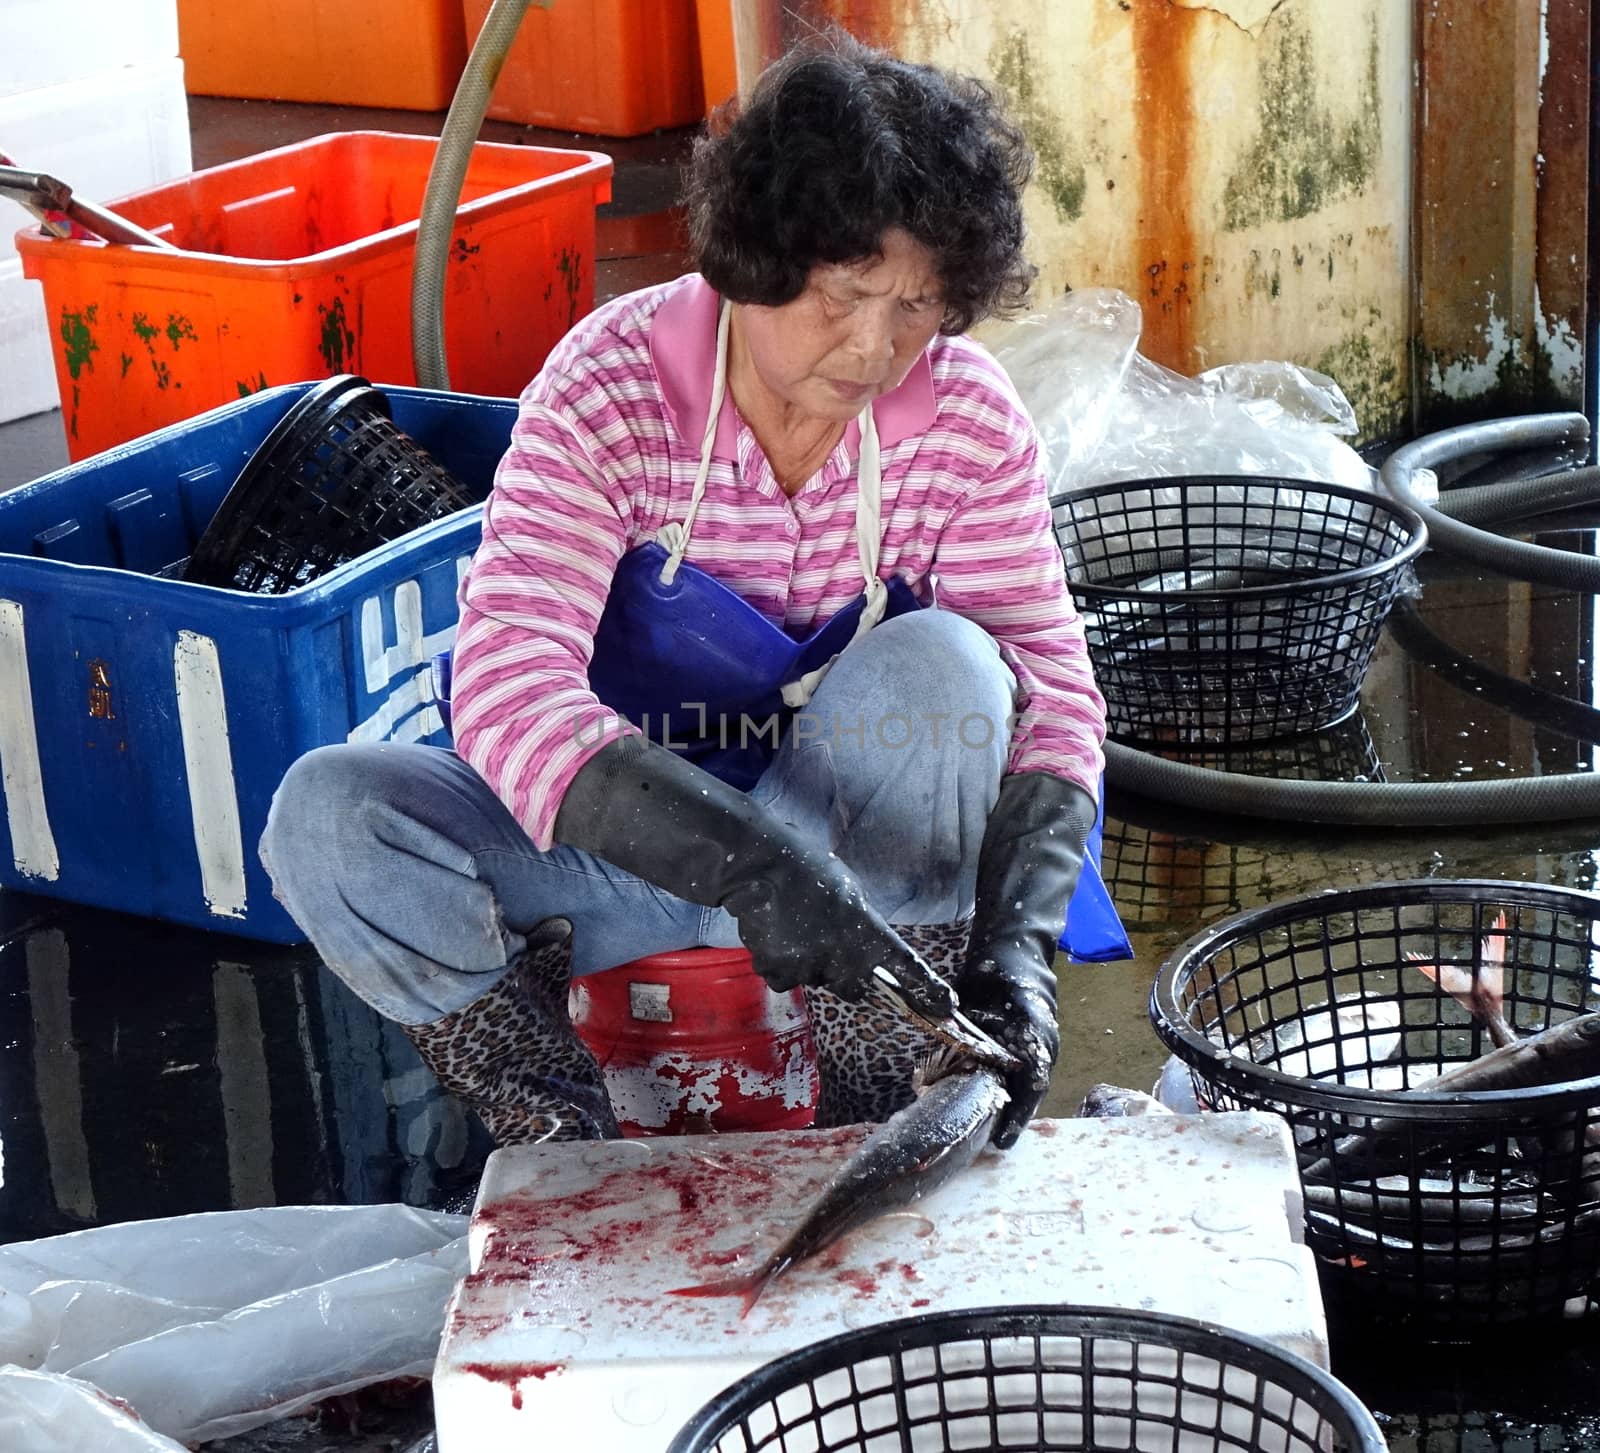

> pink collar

[{"left": 648, "top": 274, "right": 938, "bottom": 461}]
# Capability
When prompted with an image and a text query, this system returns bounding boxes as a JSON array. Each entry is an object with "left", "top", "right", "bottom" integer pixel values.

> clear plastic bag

[
  {"left": 0, "top": 1203, "right": 466, "bottom": 1448},
  {"left": 0, "top": 1367, "right": 189, "bottom": 1453},
  {"left": 985, "top": 287, "right": 1375, "bottom": 497},
  {"left": 985, "top": 289, "right": 1379, "bottom": 588}
]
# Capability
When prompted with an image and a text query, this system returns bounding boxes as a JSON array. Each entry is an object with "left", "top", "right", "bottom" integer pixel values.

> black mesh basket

[
  {"left": 667, "top": 1307, "right": 1385, "bottom": 1453},
  {"left": 1151, "top": 880, "right": 1600, "bottom": 1331},
  {"left": 1053, "top": 476, "right": 1425, "bottom": 744},
  {"left": 183, "top": 375, "right": 481, "bottom": 593}
]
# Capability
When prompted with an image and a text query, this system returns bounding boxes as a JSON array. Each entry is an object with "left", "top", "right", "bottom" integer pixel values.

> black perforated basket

[
  {"left": 183, "top": 374, "right": 480, "bottom": 593},
  {"left": 1053, "top": 476, "right": 1425, "bottom": 744},
  {"left": 667, "top": 1306, "right": 1385, "bottom": 1453},
  {"left": 1152, "top": 880, "right": 1600, "bottom": 1331}
]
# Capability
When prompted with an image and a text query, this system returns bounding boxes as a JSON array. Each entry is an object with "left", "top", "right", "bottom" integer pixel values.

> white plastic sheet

[
  {"left": 0, "top": 1366, "right": 189, "bottom": 1453},
  {"left": 984, "top": 287, "right": 1374, "bottom": 495},
  {"left": 0, "top": 1203, "right": 466, "bottom": 1448}
]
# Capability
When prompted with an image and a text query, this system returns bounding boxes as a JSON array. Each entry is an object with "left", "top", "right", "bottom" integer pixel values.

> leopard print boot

[
  {"left": 402, "top": 920, "right": 620, "bottom": 1146},
  {"left": 805, "top": 919, "right": 970, "bottom": 1128}
]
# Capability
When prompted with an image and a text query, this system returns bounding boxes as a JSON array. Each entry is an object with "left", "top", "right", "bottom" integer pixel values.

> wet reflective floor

[{"left": 5, "top": 552, "right": 1600, "bottom": 1447}]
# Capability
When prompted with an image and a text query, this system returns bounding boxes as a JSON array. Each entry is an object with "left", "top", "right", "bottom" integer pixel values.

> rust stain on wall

[{"left": 1130, "top": 0, "right": 1202, "bottom": 374}]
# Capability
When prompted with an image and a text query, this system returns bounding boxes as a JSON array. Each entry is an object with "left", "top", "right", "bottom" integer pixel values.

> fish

[
  {"left": 1302, "top": 1178, "right": 1540, "bottom": 1230},
  {"left": 1203, "top": 994, "right": 1403, "bottom": 1083},
  {"left": 1306, "top": 1203, "right": 1600, "bottom": 1264},
  {"left": 1421, "top": 1009, "right": 1600, "bottom": 1094},
  {"left": 1078, "top": 1083, "right": 1173, "bottom": 1118},
  {"left": 669, "top": 1051, "right": 1009, "bottom": 1315},
  {"left": 1255, "top": 998, "right": 1404, "bottom": 1081},
  {"left": 1150, "top": 997, "right": 1404, "bottom": 1118},
  {"left": 1300, "top": 1011, "right": 1600, "bottom": 1183},
  {"left": 1406, "top": 912, "right": 1518, "bottom": 1049}
]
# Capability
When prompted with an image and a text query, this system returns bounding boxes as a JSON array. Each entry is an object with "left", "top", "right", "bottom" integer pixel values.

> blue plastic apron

[{"left": 438, "top": 301, "right": 1131, "bottom": 963}]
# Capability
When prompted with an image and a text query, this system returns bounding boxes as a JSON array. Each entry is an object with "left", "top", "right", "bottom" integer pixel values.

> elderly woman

[{"left": 261, "top": 35, "right": 1105, "bottom": 1158}]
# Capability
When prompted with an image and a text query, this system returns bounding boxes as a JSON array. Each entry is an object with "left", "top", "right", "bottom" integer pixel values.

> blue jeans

[{"left": 259, "top": 609, "right": 1014, "bottom": 1025}]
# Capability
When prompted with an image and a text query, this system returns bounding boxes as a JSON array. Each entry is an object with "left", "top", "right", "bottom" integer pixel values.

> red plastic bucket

[{"left": 570, "top": 947, "right": 819, "bottom": 1136}]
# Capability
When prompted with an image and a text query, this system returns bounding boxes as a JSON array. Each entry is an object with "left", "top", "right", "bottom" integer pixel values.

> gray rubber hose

[
  {"left": 1433, "top": 465, "right": 1600, "bottom": 529},
  {"left": 1105, "top": 414, "right": 1600, "bottom": 826},
  {"left": 1378, "top": 412, "right": 1598, "bottom": 588},
  {"left": 412, "top": 0, "right": 544, "bottom": 389},
  {"left": 1104, "top": 737, "right": 1600, "bottom": 826}
]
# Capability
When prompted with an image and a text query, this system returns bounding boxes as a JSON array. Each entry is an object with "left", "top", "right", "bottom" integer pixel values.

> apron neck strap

[
  {"left": 854, "top": 403, "right": 886, "bottom": 606},
  {"left": 657, "top": 300, "right": 733, "bottom": 584},
  {"left": 657, "top": 298, "right": 882, "bottom": 598}
]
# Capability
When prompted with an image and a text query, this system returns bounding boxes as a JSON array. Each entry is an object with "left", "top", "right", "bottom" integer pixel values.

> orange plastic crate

[
  {"left": 694, "top": 0, "right": 738, "bottom": 113},
  {"left": 177, "top": 0, "right": 469, "bottom": 111},
  {"left": 17, "top": 131, "right": 612, "bottom": 461},
  {"left": 463, "top": 0, "right": 704, "bottom": 136}
]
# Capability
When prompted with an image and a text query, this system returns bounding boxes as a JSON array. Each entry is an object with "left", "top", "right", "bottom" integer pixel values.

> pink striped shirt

[{"left": 453, "top": 274, "right": 1106, "bottom": 849}]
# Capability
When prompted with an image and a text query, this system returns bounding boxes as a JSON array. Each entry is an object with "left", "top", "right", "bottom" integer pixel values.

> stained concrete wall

[
  {"left": 735, "top": 0, "right": 1414, "bottom": 440},
  {"left": 1413, "top": 0, "right": 1588, "bottom": 430},
  {"left": 735, "top": 0, "right": 1590, "bottom": 443}
]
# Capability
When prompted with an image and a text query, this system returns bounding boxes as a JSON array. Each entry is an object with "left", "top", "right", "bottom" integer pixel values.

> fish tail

[
  {"left": 1478, "top": 912, "right": 1508, "bottom": 1022},
  {"left": 667, "top": 1258, "right": 790, "bottom": 1318}
]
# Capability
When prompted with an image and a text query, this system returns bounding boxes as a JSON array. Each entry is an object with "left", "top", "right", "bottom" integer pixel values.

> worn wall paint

[
  {"left": 1411, "top": 0, "right": 1588, "bottom": 426},
  {"left": 1533, "top": 0, "right": 1589, "bottom": 409},
  {"left": 1171, "top": 0, "right": 1287, "bottom": 35},
  {"left": 1415, "top": 0, "right": 1545, "bottom": 426},
  {"left": 737, "top": 0, "right": 1413, "bottom": 441}
]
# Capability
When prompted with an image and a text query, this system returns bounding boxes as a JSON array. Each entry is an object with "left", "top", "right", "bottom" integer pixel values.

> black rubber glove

[
  {"left": 958, "top": 772, "right": 1096, "bottom": 1148},
  {"left": 552, "top": 734, "right": 956, "bottom": 1017}
]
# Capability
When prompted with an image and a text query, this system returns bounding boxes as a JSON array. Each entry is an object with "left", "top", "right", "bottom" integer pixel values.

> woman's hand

[{"left": 957, "top": 773, "right": 1097, "bottom": 1147}]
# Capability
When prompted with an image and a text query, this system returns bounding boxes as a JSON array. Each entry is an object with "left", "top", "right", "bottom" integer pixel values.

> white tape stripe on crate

[
  {"left": 360, "top": 584, "right": 459, "bottom": 696},
  {"left": 349, "top": 670, "right": 445, "bottom": 745},
  {"left": 174, "top": 630, "right": 248, "bottom": 920},
  {"left": 0, "top": 598, "right": 60, "bottom": 881},
  {"left": 360, "top": 582, "right": 424, "bottom": 693}
]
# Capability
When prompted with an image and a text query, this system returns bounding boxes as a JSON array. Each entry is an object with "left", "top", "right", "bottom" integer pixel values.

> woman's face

[{"left": 732, "top": 227, "right": 947, "bottom": 424}]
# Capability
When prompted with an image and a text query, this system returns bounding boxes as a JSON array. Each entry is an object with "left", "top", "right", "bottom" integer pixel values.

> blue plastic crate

[{"left": 0, "top": 382, "right": 515, "bottom": 942}]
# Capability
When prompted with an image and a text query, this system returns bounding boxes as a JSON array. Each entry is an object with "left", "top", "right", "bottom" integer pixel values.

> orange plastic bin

[
  {"left": 463, "top": 0, "right": 704, "bottom": 136},
  {"left": 694, "top": 0, "right": 739, "bottom": 114},
  {"left": 17, "top": 131, "right": 612, "bottom": 461},
  {"left": 178, "top": 0, "right": 469, "bottom": 111}
]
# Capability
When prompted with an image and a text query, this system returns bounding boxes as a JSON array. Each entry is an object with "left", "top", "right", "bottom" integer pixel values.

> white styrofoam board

[
  {"left": 0, "top": 260, "right": 60, "bottom": 422},
  {"left": 0, "top": 56, "right": 192, "bottom": 271},
  {"left": 1, "top": 0, "right": 179, "bottom": 99},
  {"left": 435, "top": 1112, "right": 1326, "bottom": 1453}
]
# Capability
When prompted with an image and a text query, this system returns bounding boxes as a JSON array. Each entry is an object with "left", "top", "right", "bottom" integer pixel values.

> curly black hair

[{"left": 685, "top": 32, "right": 1036, "bottom": 335}]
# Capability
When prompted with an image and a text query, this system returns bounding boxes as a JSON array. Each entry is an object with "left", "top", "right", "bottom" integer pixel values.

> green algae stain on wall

[
  {"left": 1315, "top": 325, "right": 1406, "bottom": 441},
  {"left": 1223, "top": 11, "right": 1381, "bottom": 232},
  {"left": 991, "top": 29, "right": 1086, "bottom": 223}
]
